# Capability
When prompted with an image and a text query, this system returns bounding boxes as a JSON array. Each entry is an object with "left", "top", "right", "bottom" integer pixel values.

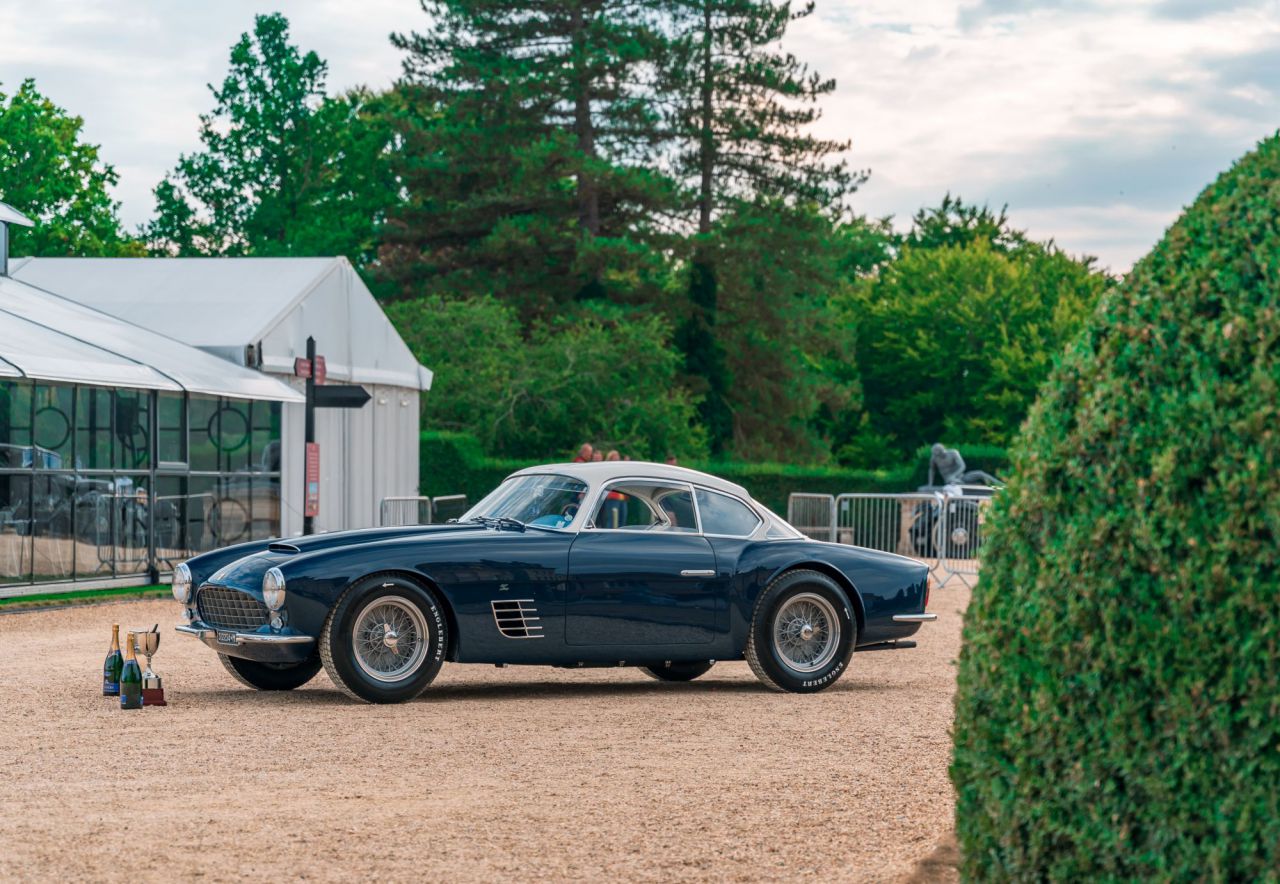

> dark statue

[{"left": 927, "top": 443, "right": 1001, "bottom": 488}]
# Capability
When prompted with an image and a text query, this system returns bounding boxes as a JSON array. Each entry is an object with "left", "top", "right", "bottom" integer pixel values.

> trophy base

[{"left": 142, "top": 687, "right": 166, "bottom": 706}]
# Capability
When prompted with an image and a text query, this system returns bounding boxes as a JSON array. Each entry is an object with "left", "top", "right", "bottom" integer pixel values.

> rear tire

[
  {"left": 745, "top": 570, "right": 856, "bottom": 693},
  {"left": 320, "top": 574, "right": 447, "bottom": 704},
  {"left": 218, "top": 653, "right": 322, "bottom": 691},
  {"left": 641, "top": 661, "right": 714, "bottom": 682}
]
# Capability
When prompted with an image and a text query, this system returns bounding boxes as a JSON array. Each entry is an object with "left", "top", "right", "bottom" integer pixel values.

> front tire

[
  {"left": 320, "top": 574, "right": 447, "bottom": 704},
  {"left": 218, "top": 653, "right": 322, "bottom": 691},
  {"left": 745, "top": 570, "right": 856, "bottom": 693},
  {"left": 641, "top": 660, "right": 714, "bottom": 682}
]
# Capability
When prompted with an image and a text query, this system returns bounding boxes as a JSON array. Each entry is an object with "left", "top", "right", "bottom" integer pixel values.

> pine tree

[
  {"left": 386, "top": 1, "right": 676, "bottom": 316},
  {"left": 663, "top": 0, "right": 861, "bottom": 454}
]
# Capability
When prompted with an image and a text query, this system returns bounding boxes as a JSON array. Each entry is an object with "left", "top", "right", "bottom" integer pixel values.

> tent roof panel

[
  {"left": 10, "top": 256, "right": 333, "bottom": 346},
  {"left": 0, "top": 276, "right": 302, "bottom": 402},
  {"left": 12, "top": 257, "right": 431, "bottom": 391}
]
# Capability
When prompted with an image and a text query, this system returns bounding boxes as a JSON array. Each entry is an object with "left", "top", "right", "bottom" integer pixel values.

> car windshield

[{"left": 463, "top": 474, "right": 589, "bottom": 529}]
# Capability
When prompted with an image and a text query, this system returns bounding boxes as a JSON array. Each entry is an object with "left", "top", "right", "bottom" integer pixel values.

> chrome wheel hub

[
  {"left": 772, "top": 592, "right": 840, "bottom": 673},
  {"left": 353, "top": 597, "right": 428, "bottom": 683}
]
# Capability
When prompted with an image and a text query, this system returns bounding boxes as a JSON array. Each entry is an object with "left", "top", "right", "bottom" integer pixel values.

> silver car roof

[{"left": 509, "top": 461, "right": 753, "bottom": 501}]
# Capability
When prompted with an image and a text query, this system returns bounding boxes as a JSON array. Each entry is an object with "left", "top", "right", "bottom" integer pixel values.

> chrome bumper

[
  {"left": 893, "top": 613, "right": 938, "bottom": 623},
  {"left": 175, "top": 623, "right": 315, "bottom": 647}
]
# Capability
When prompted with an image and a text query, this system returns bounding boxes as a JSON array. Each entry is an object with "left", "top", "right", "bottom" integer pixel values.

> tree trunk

[
  {"left": 697, "top": 1, "right": 715, "bottom": 235},
  {"left": 684, "top": 2, "right": 730, "bottom": 453},
  {"left": 571, "top": 1, "right": 601, "bottom": 237}
]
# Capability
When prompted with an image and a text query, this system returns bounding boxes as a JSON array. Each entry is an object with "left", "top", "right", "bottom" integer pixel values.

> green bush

[
  {"left": 419, "top": 431, "right": 1007, "bottom": 514},
  {"left": 951, "top": 135, "right": 1280, "bottom": 878}
]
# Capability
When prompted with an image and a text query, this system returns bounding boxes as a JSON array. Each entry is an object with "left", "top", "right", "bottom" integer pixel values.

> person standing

[
  {"left": 573, "top": 443, "right": 593, "bottom": 463},
  {"left": 602, "top": 450, "right": 625, "bottom": 527}
]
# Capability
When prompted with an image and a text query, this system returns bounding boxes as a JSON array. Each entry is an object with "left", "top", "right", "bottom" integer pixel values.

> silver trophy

[{"left": 135, "top": 627, "right": 166, "bottom": 706}]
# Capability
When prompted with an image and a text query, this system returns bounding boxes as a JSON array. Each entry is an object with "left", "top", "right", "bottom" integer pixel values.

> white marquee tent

[{"left": 13, "top": 257, "right": 432, "bottom": 536}]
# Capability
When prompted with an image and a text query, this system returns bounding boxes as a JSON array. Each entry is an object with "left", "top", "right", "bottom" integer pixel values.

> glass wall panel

[
  {"left": 0, "top": 384, "right": 287, "bottom": 588},
  {"left": 251, "top": 401, "right": 281, "bottom": 474},
  {"left": 31, "top": 474, "right": 75, "bottom": 582},
  {"left": 186, "top": 475, "right": 218, "bottom": 555},
  {"left": 33, "top": 385, "right": 74, "bottom": 470},
  {"left": 115, "top": 389, "right": 150, "bottom": 470},
  {"left": 157, "top": 392, "right": 186, "bottom": 465},
  {"left": 74, "top": 480, "right": 114, "bottom": 580},
  {"left": 215, "top": 399, "right": 253, "bottom": 473},
  {"left": 113, "top": 477, "right": 150, "bottom": 576},
  {"left": 250, "top": 477, "right": 281, "bottom": 541},
  {"left": 0, "top": 474, "right": 32, "bottom": 583},
  {"left": 0, "top": 381, "right": 33, "bottom": 469},
  {"left": 75, "top": 386, "right": 114, "bottom": 471},
  {"left": 210, "top": 476, "right": 253, "bottom": 548},
  {"left": 189, "top": 395, "right": 219, "bottom": 472},
  {"left": 154, "top": 476, "right": 187, "bottom": 568}
]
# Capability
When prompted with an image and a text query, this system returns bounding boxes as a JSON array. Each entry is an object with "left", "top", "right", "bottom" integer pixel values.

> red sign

[
  {"left": 304, "top": 442, "right": 320, "bottom": 518},
  {"left": 314, "top": 355, "right": 327, "bottom": 385}
]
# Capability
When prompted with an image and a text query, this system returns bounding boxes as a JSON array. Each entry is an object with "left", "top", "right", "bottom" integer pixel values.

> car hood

[{"left": 197, "top": 523, "right": 491, "bottom": 592}]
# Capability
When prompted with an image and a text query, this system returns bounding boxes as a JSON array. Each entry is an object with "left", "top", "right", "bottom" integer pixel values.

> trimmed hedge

[
  {"left": 419, "top": 431, "right": 1007, "bottom": 514},
  {"left": 952, "top": 135, "right": 1280, "bottom": 878}
]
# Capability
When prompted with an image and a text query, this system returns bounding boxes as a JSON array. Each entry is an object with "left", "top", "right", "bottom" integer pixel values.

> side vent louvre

[{"left": 491, "top": 599, "right": 543, "bottom": 639}]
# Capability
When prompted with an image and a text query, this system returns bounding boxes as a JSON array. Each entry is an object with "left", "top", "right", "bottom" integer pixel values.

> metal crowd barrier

[
  {"left": 788, "top": 490, "right": 995, "bottom": 589},
  {"left": 786, "top": 493, "right": 836, "bottom": 542},
  {"left": 380, "top": 496, "right": 433, "bottom": 527},
  {"left": 378, "top": 494, "right": 469, "bottom": 527}
]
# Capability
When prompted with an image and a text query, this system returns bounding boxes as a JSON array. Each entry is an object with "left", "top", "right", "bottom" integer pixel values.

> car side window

[
  {"left": 593, "top": 482, "right": 698, "bottom": 533},
  {"left": 695, "top": 488, "right": 762, "bottom": 537}
]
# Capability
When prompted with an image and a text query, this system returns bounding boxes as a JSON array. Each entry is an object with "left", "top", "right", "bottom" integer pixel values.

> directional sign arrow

[{"left": 313, "top": 384, "right": 371, "bottom": 409}]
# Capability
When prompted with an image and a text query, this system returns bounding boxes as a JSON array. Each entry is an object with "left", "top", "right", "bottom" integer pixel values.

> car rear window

[{"left": 695, "top": 488, "right": 761, "bottom": 537}]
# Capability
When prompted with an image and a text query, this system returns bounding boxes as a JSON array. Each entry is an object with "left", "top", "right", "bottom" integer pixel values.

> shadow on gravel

[{"left": 177, "top": 674, "right": 895, "bottom": 706}]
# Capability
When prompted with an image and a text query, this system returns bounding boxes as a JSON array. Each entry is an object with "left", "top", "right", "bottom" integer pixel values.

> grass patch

[{"left": 0, "top": 584, "right": 170, "bottom": 612}]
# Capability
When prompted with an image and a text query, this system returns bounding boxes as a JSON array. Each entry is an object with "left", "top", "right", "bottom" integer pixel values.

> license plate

[{"left": 215, "top": 630, "right": 239, "bottom": 646}]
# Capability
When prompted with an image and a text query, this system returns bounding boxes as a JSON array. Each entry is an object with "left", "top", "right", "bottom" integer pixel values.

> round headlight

[
  {"left": 172, "top": 563, "right": 192, "bottom": 604},
  {"left": 262, "top": 567, "right": 286, "bottom": 611}
]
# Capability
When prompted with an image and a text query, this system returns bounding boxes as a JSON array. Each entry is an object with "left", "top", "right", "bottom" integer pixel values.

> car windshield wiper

[{"left": 466, "top": 516, "right": 526, "bottom": 532}]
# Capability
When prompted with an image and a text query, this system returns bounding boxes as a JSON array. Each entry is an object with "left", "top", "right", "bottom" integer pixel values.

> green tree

[
  {"left": 387, "top": 297, "right": 706, "bottom": 459},
  {"left": 904, "top": 192, "right": 1024, "bottom": 253},
  {"left": 0, "top": 79, "right": 141, "bottom": 257},
  {"left": 705, "top": 201, "right": 862, "bottom": 461},
  {"left": 145, "top": 14, "right": 400, "bottom": 275},
  {"left": 663, "top": 0, "right": 862, "bottom": 454},
  {"left": 386, "top": 1, "right": 676, "bottom": 315},
  {"left": 845, "top": 202, "right": 1109, "bottom": 465},
  {"left": 952, "top": 132, "right": 1280, "bottom": 881}
]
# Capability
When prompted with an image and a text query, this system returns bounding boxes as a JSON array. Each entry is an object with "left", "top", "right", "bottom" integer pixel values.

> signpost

[{"left": 297, "top": 336, "right": 370, "bottom": 534}]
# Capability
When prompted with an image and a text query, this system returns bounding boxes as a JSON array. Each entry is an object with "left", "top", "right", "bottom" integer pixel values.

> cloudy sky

[{"left": 2, "top": 0, "right": 1278, "bottom": 272}]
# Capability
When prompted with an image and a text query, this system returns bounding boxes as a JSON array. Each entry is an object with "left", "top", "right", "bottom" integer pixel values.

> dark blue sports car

[{"left": 173, "top": 463, "right": 936, "bottom": 703}]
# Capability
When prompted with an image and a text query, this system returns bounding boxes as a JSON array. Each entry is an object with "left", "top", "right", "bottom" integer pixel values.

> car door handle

[{"left": 680, "top": 569, "right": 716, "bottom": 578}]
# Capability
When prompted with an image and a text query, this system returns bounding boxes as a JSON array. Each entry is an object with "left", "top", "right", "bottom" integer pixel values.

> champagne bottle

[
  {"left": 102, "top": 624, "right": 124, "bottom": 697},
  {"left": 119, "top": 632, "right": 143, "bottom": 710}
]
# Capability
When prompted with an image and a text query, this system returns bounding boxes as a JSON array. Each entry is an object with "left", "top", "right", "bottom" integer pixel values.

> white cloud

[{"left": 1, "top": 0, "right": 1277, "bottom": 271}]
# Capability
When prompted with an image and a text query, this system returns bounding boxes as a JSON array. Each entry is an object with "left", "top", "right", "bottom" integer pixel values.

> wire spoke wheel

[
  {"left": 771, "top": 592, "right": 841, "bottom": 673},
  {"left": 352, "top": 597, "right": 429, "bottom": 683}
]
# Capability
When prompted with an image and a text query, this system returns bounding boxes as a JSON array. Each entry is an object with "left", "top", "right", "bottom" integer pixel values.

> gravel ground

[{"left": 0, "top": 585, "right": 968, "bottom": 883}]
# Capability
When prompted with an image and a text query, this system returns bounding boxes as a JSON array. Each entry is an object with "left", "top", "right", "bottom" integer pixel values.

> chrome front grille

[
  {"left": 197, "top": 586, "right": 269, "bottom": 631},
  {"left": 491, "top": 599, "right": 543, "bottom": 639}
]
